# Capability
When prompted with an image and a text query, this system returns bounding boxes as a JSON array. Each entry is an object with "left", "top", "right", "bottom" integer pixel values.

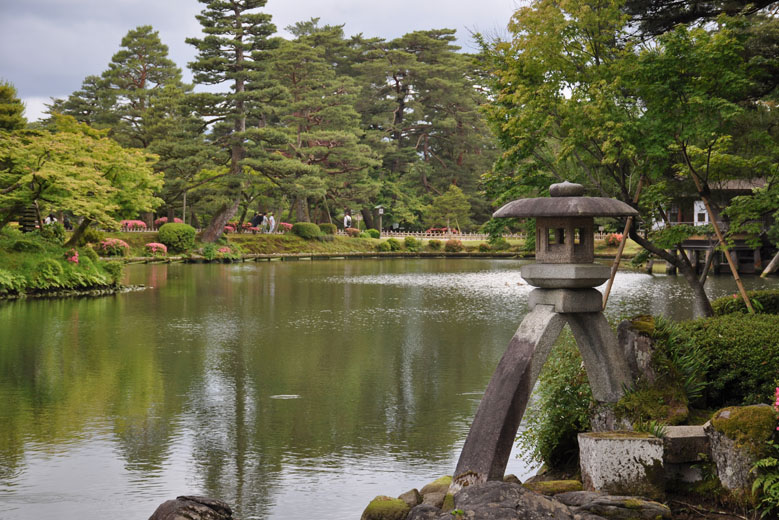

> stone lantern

[{"left": 453, "top": 181, "right": 639, "bottom": 489}]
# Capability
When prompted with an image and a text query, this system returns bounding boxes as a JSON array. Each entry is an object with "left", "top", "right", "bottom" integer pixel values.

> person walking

[
  {"left": 267, "top": 212, "right": 276, "bottom": 233},
  {"left": 261, "top": 213, "right": 269, "bottom": 233},
  {"left": 343, "top": 211, "right": 352, "bottom": 230}
]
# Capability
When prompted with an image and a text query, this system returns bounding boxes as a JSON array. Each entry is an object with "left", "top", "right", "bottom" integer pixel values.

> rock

[
  {"left": 452, "top": 481, "right": 577, "bottom": 519},
  {"left": 361, "top": 495, "right": 411, "bottom": 520},
  {"left": 589, "top": 403, "right": 632, "bottom": 433},
  {"left": 663, "top": 425, "right": 708, "bottom": 464},
  {"left": 419, "top": 475, "right": 452, "bottom": 496},
  {"left": 441, "top": 493, "right": 454, "bottom": 512},
  {"left": 617, "top": 317, "right": 657, "bottom": 384},
  {"left": 406, "top": 504, "right": 443, "bottom": 520},
  {"left": 578, "top": 432, "right": 665, "bottom": 501},
  {"left": 555, "top": 491, "right": 672, "bottom": 520},
  {"left": 148, "top": 496, "right": 233, "bottom": 520},
  {"left": 705, "top": 405, "right": 776, "bottom": 491},
  {"left": 421, "top": 491, "right": 446, "bottom": 508},
  {"left": 523, "top": 480, "right": 583, "bottom": 496},
  {"left": 502, "top": 474, "right": 522, "bottom": 485},
  {"left": 397, "top": 488, "right": 422, "bottom": 509}
]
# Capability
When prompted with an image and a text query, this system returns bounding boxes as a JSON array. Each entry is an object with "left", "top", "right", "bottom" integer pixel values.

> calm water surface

[{"left": 0, "top": 259, "right": 777, "bottom": 519}]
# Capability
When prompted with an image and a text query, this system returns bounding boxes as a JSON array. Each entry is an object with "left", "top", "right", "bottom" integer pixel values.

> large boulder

[
  {"left": 361, "top": 495, "right": 411, "bottom": 520},
  {"left": 452, "top": 481, "right": 577, "bottom": 520},
  {"left": 555, "top": 491, "right": 672, "bottom": 520},
  {"left": 148, "top": 496, "right": 233, "bottom": 520}
]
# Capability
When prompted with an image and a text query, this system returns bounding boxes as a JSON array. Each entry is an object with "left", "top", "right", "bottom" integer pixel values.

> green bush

[
  {"left": 81, "top": 227, "right": 105, "bottom": 246},
  {"left": 428, "top": 239, "right": 442, "bottom": 250},
  {"left": 516, "top": 331, "right": 593, "bottom": 468},
  {"left": 102, "top": 261, "right": 124, "bottom": 285},
  {"left": 478, "top": 242, "right": 491, "bottom": 252},
  {"left": 40, "top": 222, "right": 65, "bottom": 244},
  {"left": 82, "top": 246, "right": 99, "bottom": 262},
  {"left": 366, "top": 229, "right": 380, "bottom": 239},
  {"left": 158, "top": 223, "right": 196, "bottom": 253},
  {"left": 292, "top": 222, "right": 321, "bottom": 239},
  {"left": 404, "top": 236, "right": 420, "bottom": 251},
  {"left": 0, "top": 268, "right": 25, "bottom": 295},
  {"left": 318, "top": 223, "right": 337, "bottom": 235},
  {"left": 386, "top": 238, "right": 402, "bottom": 251},
  {"left": 444, "top": 239, "right": 463, "bottom": 252},
  {"left": 490, "top": 237, "right": 511, "bottom": 251},
  {"left": 376, "top": 241, "right": 392, "bottom": 252},
  {"left": 11, "top": 239, "right": 44, "bottom": 253},
  {"left": 31, "top": 258, "right": 65, "bottom": 288},
  {"left": 359, "top": 231, "right": 371, "bottom": 238},
  {"left": 681, "top": 313, "right": 779, "bottom": 406},
  {"left": 711, "top": 289, "right": 779, "bottom": 316}
]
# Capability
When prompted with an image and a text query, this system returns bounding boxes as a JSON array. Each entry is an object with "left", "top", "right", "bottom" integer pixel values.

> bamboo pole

[
  {"left": 688, "top": 173, "right": 754, "bottom": 313},
  {"left": 603, "top": 178, "right": 644, "bottom": 309}
]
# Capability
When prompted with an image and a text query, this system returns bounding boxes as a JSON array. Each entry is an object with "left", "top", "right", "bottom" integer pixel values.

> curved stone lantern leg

[{"left": 453, "top": 305, "right": 566, "bottom": 485}]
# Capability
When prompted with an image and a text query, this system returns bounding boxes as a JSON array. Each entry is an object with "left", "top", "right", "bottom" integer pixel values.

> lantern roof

[{"left": 492, "top": 182, "right": 638, "bottom": 219}]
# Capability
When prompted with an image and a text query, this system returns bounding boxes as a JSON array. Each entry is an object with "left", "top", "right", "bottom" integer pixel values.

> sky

[{"left": 0, "top": 0, "right": 520, "bottom": 122}]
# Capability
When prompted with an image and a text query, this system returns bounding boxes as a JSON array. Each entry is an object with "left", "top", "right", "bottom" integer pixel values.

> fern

[{"left": 752, "top": 442, "right": 779, "bottom": 518}]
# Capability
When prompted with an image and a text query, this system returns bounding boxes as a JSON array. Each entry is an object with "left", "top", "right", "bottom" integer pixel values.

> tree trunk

[
  {"left": 361, "top": 208, "right": 374, "bottom": 230},
  {"left": 762, "top": 249, "right": 779, "bottom": 278},
  {"left": 200, "top": 197, "right": 241, "bottom": 243},
  {"left": 295, "top": 197, "right": 309, "bottom": 222},
  {"left": 64, "top": 218, "right": 92, "bottom": 248}
]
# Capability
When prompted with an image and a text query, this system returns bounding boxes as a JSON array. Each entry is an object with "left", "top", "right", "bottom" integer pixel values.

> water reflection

[{"left": 0, "top": 259, "right": 776, "bottom": 519}]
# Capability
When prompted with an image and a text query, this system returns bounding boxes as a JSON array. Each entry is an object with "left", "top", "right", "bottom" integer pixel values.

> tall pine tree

[{"left": 186, "top": 0, "right": 282, "bottom": 242}]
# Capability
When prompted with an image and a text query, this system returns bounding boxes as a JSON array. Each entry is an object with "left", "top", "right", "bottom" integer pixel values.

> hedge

[
  {"left": 318, "top": 223, "right": 337, "bottom": 235},
  {"left": 158, "top": 223, "right": 196, "bottom": 253},
  {"left": 291, "top": 222, "right": 321, "bottom": 239},
  {"left": 711, "top": 289, "right": 779, "bottom": 316}
]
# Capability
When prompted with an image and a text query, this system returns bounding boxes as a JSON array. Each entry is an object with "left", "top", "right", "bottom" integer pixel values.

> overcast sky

[{"left": 0, "top": 0, "right": 520, "bottom": 121}]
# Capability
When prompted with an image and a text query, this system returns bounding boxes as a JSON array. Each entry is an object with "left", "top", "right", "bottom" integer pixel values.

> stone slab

[
  {"left": 521, "top": 263, "right": 611, "bottom": 288},
  {"left": 528, "top": 288, "right": 603, "bottom": 313},
  {"left": 578, "top": 432, "right": 665, "bottom": 500},
  {"left": 663, "top": 425, "right": 708, "bottom": 464}
]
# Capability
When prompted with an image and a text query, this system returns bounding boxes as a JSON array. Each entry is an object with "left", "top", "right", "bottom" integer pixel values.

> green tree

[
  {"left": 186, "top": 0, "right": 283, "bottom": 242},
  {"left": 0, "top": 82, "right": 26, "bottom": 131},
  {"left": 425, "top": 185, "right": 472, "bottom": 231}
]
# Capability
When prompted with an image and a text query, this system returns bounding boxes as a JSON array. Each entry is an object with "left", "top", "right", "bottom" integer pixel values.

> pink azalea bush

[
  {"left": 154, "top": 217, "right": 183, "bottom": 227},
  {"left": 605, "top": 233, "right": 624, "bottom": 247},
  {"left": 65, "top": 248, "right": 79, "bottom": 264},
  {"left": 279, "top": 222, "right": 293, "bottom": 232},
  {"left": 120, "top": 219, "right": 147, "bottom": 230},
  {"left": 345, "top": 227, "right": 361, "bottom": 237},
  {"left": 224, "top": 225, "right": 235, "bottom": 233},
  {"left": 144, "top": 242, "right": 168, "bottom": 256},
  {"left": 218, "top": 247, "right": 231, "bottom": 254},
  {"left": 98, "top": 238, "right": 130, "bottom": 257}
]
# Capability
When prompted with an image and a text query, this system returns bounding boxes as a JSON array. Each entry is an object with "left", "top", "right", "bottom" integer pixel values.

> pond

[{"left": 0, "top": 259, "right": 777, "bottom": 520}]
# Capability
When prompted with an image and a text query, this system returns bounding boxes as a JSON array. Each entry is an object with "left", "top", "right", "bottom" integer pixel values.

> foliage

[
  {"left": 80, "top": 227, "right": 105, "bottom": 246},
  {"left": 490, "top": 238, "right": 511, "bottom": 251},
  {"left": 681, "top": 314, "right": 779, "bottom": 406},
  {"left": 318, "top": 223, "right": 337, "bottom": 235},
  {"left": 751, "top": 390, "right": 779, "bottom": 519},
  {"left": 376, "top": 241, "right": 391, "bottom": 252},
  {"left": 516, "top": 331, "right": 593, "bottom": 467},
  {"left": 605, "top": 233, "right": 624, "bottom": 247},
  {"left": 633, "top": 419, "right": 669, "bottom": 439},
  {"left": 102, "top": 261, "right": 124, "bottom": 285},
  {"left": 120, "top": 220, "right": 147, "bottom": 230},
  {"left": 157, "top": 222, "right": 196, "bottom": 253},
  {"left": 712, "top": 290, "right": 779, "bottom": 316},
  {"left": 385, "top": 238, "right": 402, "bottom": 251},
  {"left": 345, "top": 227, "right": 361, "bottom": 237},
  {"left": 40, "top": 222, "right": 65, "bottom": 244},
  {"left": 0, "top": 268, "right": 25, "bottom": 295},
  {"left": 428, "top": 239, "right": 442, "bottom": 250},
  {"left": 0, "top": 82, "right": 26, "bottom": 131},
  {"left": 444, "top": 239, "right": 463, "bottom": 252},
  {"left": 478, "top": 242, "right": 490, "bottom": 252},
  {"left": 404, "top": 236, "right": 420, "bottom": 251},
  {"left": 291, "top": 222, "right": 321, "bottom": 240},
  {"left": 97, "top": 238, "right": 130, "bottom": 257},
  {"left": 144, "top": 242, "right": 167, "bottom": 256},
  {"left": 365, "top": 229, "right": 380, "bottom": 239}
]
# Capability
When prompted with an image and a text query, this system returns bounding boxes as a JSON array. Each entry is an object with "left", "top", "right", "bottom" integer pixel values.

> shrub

[
  {"left": 0, "top": 268, "right": 25, "bottom": 295},
  {"left": 82, "top": 246, "right": 99, "bottom": 262},
  {"left": 11, "top": 239, "right": 44, "bottom": 253},
  {"left": 97, "top": 238, "right": 130, "bottom": 257},
  {"left": 318, "top": 223, "right": 337, "bottom": 235},
  {"left": 711, "top": 289, "right": 779, "bottom": 316},
  {"left": 223, "top": 225, "right": 235, "bottom": 233},
  {"left": 404, "top": 236, "right": 420, "bottom": 251},
  {"left": 359, "top": 232, "right": 371, "bottom": 238},
  {"left": 102, "top": 261, "right": 124, "bottom": 285},
  {"left": 144, "top": 242, "right": 167, "bottom": 256},
  {"left": 81, "top": 227, "right": 105, "bottom": 246},
  {"left": 605, "top": 233, "right": 624, "bottom": 247},
  {"left": 31, "top": 258, "right": 65, "bottom": 288},
  {"left": 428, "top": 239, "right": 442, "bottom": 250},
  {"left": 444, "top": 239, "right": 463, "bottom": 252},
  {"left": 386, "top": 238, "right": 402, "bottom": 251},
  {"left": 681, "top": 313, "right": 779, "bottom": 407},
  {"left": 345, "top": 227, "right": 361, "bottom": 237},
  {"left": 366, "top": 229, "right": 380, "bottom": 239},
  {"left": 376, "top": 241, "right": 391, "bottom": 252},
  {"left": 120, "top": 219, "right": 147, "bottom": 230},
  {"left": 292, "top": 222, "right": 321, "bottom": 239},
  {"left": 40, "top": 222, "right": 65, "bottom": 244},
  {"left": 479, "top": 242, "right": 490, "bottom": 252},
  {"left": 158, "top": 223, "right": 196, "bottom": 253},
  {"left": 154, "top": 217, "right": 183, "bottom": 227},
  {"left": 279, "top": 222, "right": 293, "bottom": 233},
  {"left": 490, "top": 237, "right": 511, "bottom": 251}
]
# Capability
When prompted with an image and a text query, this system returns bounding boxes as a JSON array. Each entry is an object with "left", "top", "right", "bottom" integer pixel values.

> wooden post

[
  {"left": 762, "top": 250, "right": 779, "bottom": 278},
  {"left": 603, "top": 178, "right": 644, "bottom": 309}
]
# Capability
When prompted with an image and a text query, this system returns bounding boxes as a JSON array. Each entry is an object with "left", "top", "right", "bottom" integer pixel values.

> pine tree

[
  {"left": 0, "top": 82, "right": 26, "bottom": 132},
  {"left": 186, "top": 0, "right": 283, "bottom": 242}
]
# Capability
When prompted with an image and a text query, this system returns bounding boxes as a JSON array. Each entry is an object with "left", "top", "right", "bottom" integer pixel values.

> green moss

[
  {"left": 631, "top": 315, "right": 656, "bottom": 335},
  {"left": 361, "top": 496, "right": 410, "bottom": 520},
  {"left": 621, "top": 498, "right": 644, "bottom": 509},
  {"left": 711, "top": 405, "right": 776, "bottom": 457},
  {"left": 523, "top": 480, "right": 583, "bottom": 495},
  {"left": 441, "top": 493, "right": 454, "bottom": 512},
  {"left": 420, "top": 475, "right": 452, "bottom": 495},
  {"left": 615, "top": 384, "right": 689, "bottom": 426}
]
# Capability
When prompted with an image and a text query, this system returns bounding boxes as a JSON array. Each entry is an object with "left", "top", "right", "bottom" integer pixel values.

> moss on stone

[
  {"left": 615, "top": 382, "right": 689, "bottom": 426},
  {"left": 523, "top": 479, "right": 583, "bottom": 495},
  {"left": 631, "top": 315, "right": 656, "bottom": 335},
  {"left": 711, "top": 405, "right": 776, "bottom": 457},
  {"left": 441, "top": 493, "right": 454, "bottom": 512},
  {"left": 360, "top": 495, "right": 411, "bottom": 520},
  {"left": 621, "top": 498, "right": 645, "bottom": 509},
  {"left": 420, "top": 475, "right": 452, "bottom": 495}
]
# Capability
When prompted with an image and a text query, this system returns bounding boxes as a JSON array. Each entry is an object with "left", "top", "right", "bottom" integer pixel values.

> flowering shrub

[
  {"left": 428, "top": 239, "right": 442, "bottom": 250},
  {"left": 224, "top": 225, "right": 235, "bottom": 233},
  {"left": 345, "top": 227, "right": 361, "bottom": 237},
  {"left": 98, "top": 238, "right": 130, "bottom": 257},
  {"left": 218, "top": 247, "right": 231, "bottom": 254},
  {"left": 605, "top": 233, "right": 624, "bottom": 247},
  {"left": 278, "top": 222, "right": 293, "bottom": 232},
  {"left": 154, "top": 217, "right": 183, "bottom": 227},
  {"left": 65, "top": 248, "right": 79, "bottom": 263},
  {"left": 426, "top": 227, "right": 459, "bottom": 234},
  {"left": 144, "top": 242, "right": 168, "bottom": 256},
  {"left": 444, "top": 239, "right": 464, "bottom": 252},
  {"left": 120, "top": 219, "right": 147, "bottom": 230}
]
